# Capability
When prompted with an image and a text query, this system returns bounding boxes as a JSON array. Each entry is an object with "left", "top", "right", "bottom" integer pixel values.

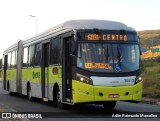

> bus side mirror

[
  {"left": 140, "top": 49, "right": 142, "bottom": 55},
  {"left": 138, "top": 36, "right": 142, "bottom": 55}
]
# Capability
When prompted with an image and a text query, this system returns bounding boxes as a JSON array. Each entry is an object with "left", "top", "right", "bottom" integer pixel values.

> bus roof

[
  {"left": 35, "top": 19, "right": 135, "bottom": 37},
  {"left": 60, "top": 19, "right": 134, "bottom": 30},
  {"left": 4, "top": 20, "right": 136, "bottom": 53},
  {"left": 24, "top": 19, "right": 135, "bottom": 42}
]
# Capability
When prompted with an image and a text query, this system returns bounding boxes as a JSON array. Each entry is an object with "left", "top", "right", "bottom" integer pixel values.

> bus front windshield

[{"left": 77, "top": 43, "right": 140, "bottom": 73}]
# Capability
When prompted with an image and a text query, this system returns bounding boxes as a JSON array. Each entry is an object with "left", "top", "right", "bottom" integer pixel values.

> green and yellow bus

[{"left": 1, "top": 20, "right": 142, "bottom": 109}]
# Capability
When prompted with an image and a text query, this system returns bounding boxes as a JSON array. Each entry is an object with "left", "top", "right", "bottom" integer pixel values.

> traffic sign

[
  {"left": 151, "top": 48, "right": 159, "bottom": 52},
  {"left": 141, "top": 48, "right": 147, "bottom": 52}
]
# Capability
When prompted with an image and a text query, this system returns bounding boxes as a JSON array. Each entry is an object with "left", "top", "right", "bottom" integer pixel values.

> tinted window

[
  {"left": 50, "top": 38, "right": 59, "bottom": 64},
  {"left": 11, "top": 51, "right": 15, "bottom": 68},
  {"left": 15, "top": 51, "right": 17, "bottom": 68},
  {"left": 23, "top": 47, "right": 28, "bottom": 67},
  {"left": 28, "top": 45, "right": 35, "bottom": 67},
  {"left": 8, "top": 53, "right": 11, "bottom": 69},
  {"left": 35, "top": 43, "right": 42, "bottom": 66}
]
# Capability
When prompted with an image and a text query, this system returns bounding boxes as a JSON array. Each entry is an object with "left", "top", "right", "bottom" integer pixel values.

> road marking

[
  {"left": 0, "top": 103, "right": 31, "bottom": 121},
  {"left": 0, "top": 103, "right": 16, "bottom": 112},
  {"left": 0, "top": 109, "right": 5, "bottom": 112}
]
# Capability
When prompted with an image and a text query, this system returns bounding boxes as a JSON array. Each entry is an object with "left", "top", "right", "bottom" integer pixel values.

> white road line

[{"left": 0, "top": 104, "right": 31, "bottom": 121}]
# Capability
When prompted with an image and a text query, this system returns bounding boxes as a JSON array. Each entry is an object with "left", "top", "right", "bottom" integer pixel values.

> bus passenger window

[
  {"left": 23, "top": 47, "right": 28, "bottom": 67},
  {"left": 28, "top": 45, "right": 35, "bottom": 67},
  {"left": 11, "top": 51, "right": 16, "bottom": 68},
  {"left": 35, "top": 43, "right": 42, "bottom": 66},
  {"left": 50, "top": 37, "right": 59, "bottom": 64},
  {"left": 14, "top": 51, "right": 17, "bottom": 68},
  {"left": 7, "top": 53, "right": 11, "bottom": 69}
]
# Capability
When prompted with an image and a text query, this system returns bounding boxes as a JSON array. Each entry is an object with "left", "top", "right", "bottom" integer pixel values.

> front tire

[{"left": 103, "top": 101, "right": 116, "bottom": 110}]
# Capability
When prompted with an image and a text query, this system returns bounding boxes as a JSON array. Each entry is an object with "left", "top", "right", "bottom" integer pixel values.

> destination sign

[
  {"left": 86, "top": 34, "right": 128, "bottom": 41},
  {"left": 78, "top": 31, "right": 138, "bottom": 42},
  {"left": 85, "top": 63, "right": 112, "bottom": 70}
]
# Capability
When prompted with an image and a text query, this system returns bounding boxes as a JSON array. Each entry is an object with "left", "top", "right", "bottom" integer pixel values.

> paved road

[{"left": 0, "top": 81, "right": 160, "bottom": 121}]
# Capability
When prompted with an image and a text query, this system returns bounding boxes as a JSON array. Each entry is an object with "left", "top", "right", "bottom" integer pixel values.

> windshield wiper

[
  {"left": 104, "top": 45, "right": 109, "bottom": 62},
  {"left": 117, "top": 47, "right": 121, "bottom": 66}
]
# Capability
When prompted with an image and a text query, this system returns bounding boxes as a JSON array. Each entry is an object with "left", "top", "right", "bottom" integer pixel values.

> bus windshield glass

[{"left": 77, "top": 43, "right": 140, "bottom": 73}]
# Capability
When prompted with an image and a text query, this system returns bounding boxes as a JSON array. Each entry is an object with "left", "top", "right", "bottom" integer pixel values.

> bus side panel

[
  {"left": 72, "top": 80, "right": 94, "bottom": 103},
  {"left": 22, "top": 68, "right": 30, "bottom": 96},
  {"left": 22, "top": 68, "right": 42, "bottom": 98},
  {"left": 132, "top": 81, "right": 143, "bottom": 101},
  {"left": 6, "top": 69, "right": 11, "bottom": 91},
  {"left": 8, "top": 69, "right": 17, "bottom": 92},
  {"left": 48, "top": 66, "right": 62, "bottom": 101},
  {"left": 32, "top": 67, "right": 42, "bottom": 98}
]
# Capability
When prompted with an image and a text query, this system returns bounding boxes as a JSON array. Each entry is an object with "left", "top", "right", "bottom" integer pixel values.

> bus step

[{"left": 43, "top": 98, "right": 49, "bottom": 102}]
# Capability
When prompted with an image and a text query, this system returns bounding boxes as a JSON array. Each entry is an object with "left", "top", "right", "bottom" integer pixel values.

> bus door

[
  {"left": 3, "top": 55, "right": 7, "bottom": 90},
  {"left": 42, "top": 43, "right": 50, "bottom": 100},
  {"left": 62, "top": 37, "right": 72, "bottom": 103}
]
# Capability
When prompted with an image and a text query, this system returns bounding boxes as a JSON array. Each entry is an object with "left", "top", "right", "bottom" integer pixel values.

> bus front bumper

[{"left": 72, "top": 80, "right": 142, "bottom": 103}]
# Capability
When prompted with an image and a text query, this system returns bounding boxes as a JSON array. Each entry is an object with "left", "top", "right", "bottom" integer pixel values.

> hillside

[
  {"left": 138, "top": 30, "right": 160, "bottom": 49},
  {"left": 139, "top": 30, "right": 160, "bottom": 98}
]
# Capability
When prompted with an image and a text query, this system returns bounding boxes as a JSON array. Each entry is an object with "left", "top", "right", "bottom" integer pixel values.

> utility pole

[{"left": 29, "top": 15, "right": 37, "bottom": 34}]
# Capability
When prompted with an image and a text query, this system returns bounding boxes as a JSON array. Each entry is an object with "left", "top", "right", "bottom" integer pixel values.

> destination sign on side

[{"left": 86, "top": 34, "right": 128, "bottom": 41}]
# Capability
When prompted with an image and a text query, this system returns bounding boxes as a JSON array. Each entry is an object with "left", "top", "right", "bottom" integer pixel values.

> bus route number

[{"left": 87, "top": 34, "right": 127, "bottom": 41}]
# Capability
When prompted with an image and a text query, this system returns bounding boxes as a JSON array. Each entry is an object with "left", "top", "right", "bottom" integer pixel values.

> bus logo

[{"left": 32, "top": 72, "right": 40, "bottom": 79}]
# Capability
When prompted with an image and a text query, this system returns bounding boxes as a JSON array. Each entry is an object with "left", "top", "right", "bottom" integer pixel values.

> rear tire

[
  {"left": 8, "top": 82, "right": 14, "bottom": 96},
  {"left": 103, "top": 101, "right": 116, "bottom": 110},
  {"left": 55, "top": 87, "right": 66, "bottom": 109},
  {"left": 8, "top": 83, "right": 13, "bottom": 96},
  {"left": 27, "top": 85, "right": 33, "bottom": 101},
  {"left": 8, "top": 81, "right": 19, "bottom": 96}
]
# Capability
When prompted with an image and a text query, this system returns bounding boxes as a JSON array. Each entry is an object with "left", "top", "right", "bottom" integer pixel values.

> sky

[{"left": 0, "top": 0, "right": 160, "bottom": 57}]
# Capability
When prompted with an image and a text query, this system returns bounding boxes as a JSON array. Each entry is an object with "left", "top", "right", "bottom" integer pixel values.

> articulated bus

[{"left": 1, "top": 20, "right": 142, "bottom": 109}]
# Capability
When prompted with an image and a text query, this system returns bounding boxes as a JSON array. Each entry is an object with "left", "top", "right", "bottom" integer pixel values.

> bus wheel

[
  {"left": 103, "top": 101, "right": 116, "bottom": 110},
  {"left": 8, "top": 82, "right": 13, "bottom": 96},
  {"left": 56, "top": 87, "right": 65, "bottom": 109},
  {"left": 8, "top": 82, "right": 18, "bottom": 96},
  {"left": 27, "top": 85, "right": 33, "bottom": 101}
]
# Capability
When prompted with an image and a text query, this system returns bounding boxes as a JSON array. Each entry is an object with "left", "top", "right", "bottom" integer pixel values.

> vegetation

[
  {"left": 138, "top": 30, "right": 160, "bottom": 49},
  {"left": 141, "top": 57, "right": 160, "bottom": 98},
  {"left": 139, "top": 30, "right": 160, "bottom": 98}
]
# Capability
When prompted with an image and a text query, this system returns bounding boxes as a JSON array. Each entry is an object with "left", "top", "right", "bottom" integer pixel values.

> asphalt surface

[{"left": 0, "top": 81, "right": 160, "bottom": 121}]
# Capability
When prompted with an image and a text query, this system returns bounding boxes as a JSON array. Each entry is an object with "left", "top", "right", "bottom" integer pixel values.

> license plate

[{"left": 108, "top": 94, "right": 120, "bottom": 98}]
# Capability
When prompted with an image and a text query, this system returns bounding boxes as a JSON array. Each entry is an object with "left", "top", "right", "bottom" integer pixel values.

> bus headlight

[
  {"left": 135, "top": 77, "right": 142, "bottom": 84},
  {"left": 76, "top": 73, "right": 93, "bottom": 85}
]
